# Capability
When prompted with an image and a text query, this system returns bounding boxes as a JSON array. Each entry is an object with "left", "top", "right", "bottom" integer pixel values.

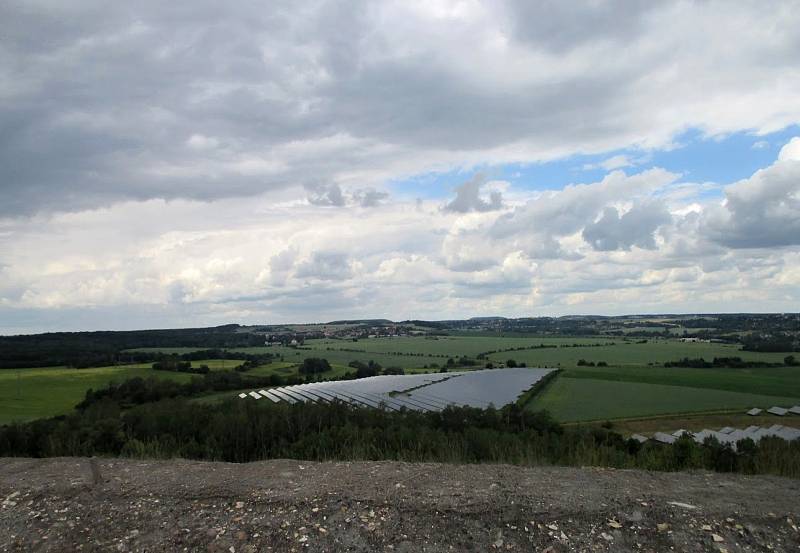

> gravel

[{"left": 1, "top": 457, "right": 799, "bottom": 552}]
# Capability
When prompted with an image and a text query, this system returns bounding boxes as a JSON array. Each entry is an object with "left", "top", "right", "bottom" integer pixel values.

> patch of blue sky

[
  {"left": 641, "top": 125, "right": 800, "bottom": 184},
  {"left": 388, "top": 125, "right": 799, "bottom": 200},
  {"left": 387, "top": 167, "right": 480, "bottom": 200}
]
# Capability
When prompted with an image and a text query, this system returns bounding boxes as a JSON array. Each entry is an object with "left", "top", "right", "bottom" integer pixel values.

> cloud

[
  {"left": 704, "top": 140, "right": 800, "bottom": 248},
  {"left": 295, "top": 252, "right": 354, "bottom": 281},
  {"left": 352, "top": 188, "right": 389, "bottom": 207},
  {"left": 1, "top": 3, "right": 800, "bottom": 332},
  {"left": 2, "top": 1, "right": 800, "bottom": 215},
  {"left": 582, "top": 202, "right": 671, "bottom": 251},
  {"left": 307, "top": 184, "right": 346, "bottom": 207},
  {"left": 1, "top": 160, "right": 799, "bottom": 333},
  {"left": 186, "top": 134, "right": 220, "bottom": 150},
  {"left": 306, "top": 184, "right": 388, "bottom": 207},
  {"left": 443, "top": 174, "right": 503, "bottom": 213},
  {"left": 491, "top": 168, "right": 678, "bottom": 241},
  {"left": 582, "top": 154, "right": 635, "bottom": 171},
  {"left": 778, "top": 137, "right": 800, "bottom": 162}
]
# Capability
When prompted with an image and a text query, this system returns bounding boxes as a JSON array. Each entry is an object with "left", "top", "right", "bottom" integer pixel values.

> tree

[
  {"left": 349, "top": 360, "right": 380, "bottom": 378},
  {"left": 298, "top": 358, "right": 332, "bottom": 375}
]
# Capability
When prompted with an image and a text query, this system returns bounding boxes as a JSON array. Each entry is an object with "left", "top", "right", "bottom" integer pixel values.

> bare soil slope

[{"left": 1, "top": 458, "right": 799, "bottom": 552}]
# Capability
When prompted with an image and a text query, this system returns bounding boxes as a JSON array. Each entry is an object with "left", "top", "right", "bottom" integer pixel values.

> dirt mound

[{"left": 1, "top": 458, "right": 799, "bottom": 552}]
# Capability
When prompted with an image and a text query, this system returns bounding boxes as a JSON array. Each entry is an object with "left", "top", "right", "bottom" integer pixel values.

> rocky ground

[{"left": 0, "top": 457, "right": 798, "bottom": 552}]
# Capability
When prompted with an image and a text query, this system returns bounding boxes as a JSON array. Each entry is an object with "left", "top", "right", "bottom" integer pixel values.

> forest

[{"left": 0, "top": 325, "right": 265, "bottom": 368}]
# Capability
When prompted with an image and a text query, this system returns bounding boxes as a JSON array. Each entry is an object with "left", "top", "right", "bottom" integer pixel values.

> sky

[{"left": 1, "top": 0, "right": 800, "bottom": 334}]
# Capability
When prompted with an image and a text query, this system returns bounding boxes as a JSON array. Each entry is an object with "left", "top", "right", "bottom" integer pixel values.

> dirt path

[{"left": 1, "top": 457, "right": 798, "bottom": 552}]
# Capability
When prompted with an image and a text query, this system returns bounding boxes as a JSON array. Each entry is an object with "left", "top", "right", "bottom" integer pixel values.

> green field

[
  {"left": 0, "top": 364, "right": 193, "bottom": 425},
  {"left": 0, "top": 358, "right": 250, "bottom": 424},
  {"left": 528, "top": 377, "right": 800, "bottom": 422},
  {"left": 560, "top": 365, "right": 800, "bottom": 397},
  {"left": 190, "top": 359, "right": 246, "bottom": 371}
]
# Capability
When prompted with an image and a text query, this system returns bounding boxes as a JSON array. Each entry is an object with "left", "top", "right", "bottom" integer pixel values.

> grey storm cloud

[
  {"left": 2, "top": 1, "right": 800, "bottom": 216},
  {"left": 582, "top": 202, "right": 671, "bottom": 251},
  {"left": 443, "top": 174, "right": 503, "bottom": 213}
]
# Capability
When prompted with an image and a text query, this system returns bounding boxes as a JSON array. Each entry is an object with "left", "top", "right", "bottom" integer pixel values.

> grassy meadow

[
  {"left": 0, "top": 364, "right": 192, "bottom": 425},
  {"left": 0, "top": 359, "right": 249, "bottom": 424}
]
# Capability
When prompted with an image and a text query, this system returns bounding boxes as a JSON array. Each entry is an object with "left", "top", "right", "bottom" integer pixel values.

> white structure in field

[
  {"left": 767, "top": 406, "right": 788, "bottom": 416},
  {"left": 639, "top": 425, "right": 800, "bottom": 450},
  {"left": 653, "top": 432, "right": 676, "bottom": 444}
]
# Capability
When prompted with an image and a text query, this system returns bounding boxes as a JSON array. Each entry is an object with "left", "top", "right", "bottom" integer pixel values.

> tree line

[
  {"left": 664, "top": 356, "right": 798, "bottom": 368},
  {"left": 1, "top": 396, "right": 798, "bottom": 477},
  {"left": 0, "top": 326, "right": 267, "bottom": 369}
]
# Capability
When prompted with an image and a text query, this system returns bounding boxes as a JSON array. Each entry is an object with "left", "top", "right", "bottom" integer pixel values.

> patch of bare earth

[{"left": 1, "top": 458, "right": 799, "bottom": 552}]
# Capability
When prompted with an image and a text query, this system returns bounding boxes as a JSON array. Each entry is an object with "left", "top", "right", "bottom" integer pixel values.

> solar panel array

[
  {"left": 238, "top": 367, "right": 555, "bottom": 411},
  {"left": 642, "top": 424, "right": 800, "bottom": 450}
]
